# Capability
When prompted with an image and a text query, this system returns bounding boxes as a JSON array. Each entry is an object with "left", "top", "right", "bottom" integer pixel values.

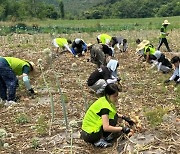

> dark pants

[
  {"left": 144, "top": 54, "right": 157, "bottom": 62},
  {"left": 81, "top": 114, "right": 118, "bottom": 144},
  {"left": 74, "top": 45, "right": 87, "bottom": 55},
  {"left": 157, "top": 38, "right": 171, "bottom": 52},
  {"left": 158, "top": 54, "right": 172, "bottom": 68},
  {"left": 0, "top": 61, "right": 18, "bottom": 101},
  {"left": 174, "top": 76, "right": 180, "bottom": 82}
]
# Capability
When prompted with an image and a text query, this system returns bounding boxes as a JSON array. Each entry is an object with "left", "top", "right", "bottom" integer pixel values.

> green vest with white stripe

[
  {"left": 4, "top": 57, "right": 30, "bottom": 76},
  {"left": 82, "top": 96, "right": 117, "bottom": 134}
]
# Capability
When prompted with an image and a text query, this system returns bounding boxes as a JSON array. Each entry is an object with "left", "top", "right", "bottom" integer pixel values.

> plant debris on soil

[{"left": 0, "top": 31, "right": 180, "bottom": 154}]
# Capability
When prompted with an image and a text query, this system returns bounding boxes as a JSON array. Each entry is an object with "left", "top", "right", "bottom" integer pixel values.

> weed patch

[
  {"left": 145, "top": 106, "right": 169, "bottom": 127},
  {"left": 35, "top": 115, "right": 48, "bottom": 136},
  {"left": 15, "top": 113, "right": 30, "bottom": 125}
]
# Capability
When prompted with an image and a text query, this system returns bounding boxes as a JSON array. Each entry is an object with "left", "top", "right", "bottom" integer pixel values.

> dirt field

[{"left": 0, "top": 30, "right": 180, "bottom": 154}]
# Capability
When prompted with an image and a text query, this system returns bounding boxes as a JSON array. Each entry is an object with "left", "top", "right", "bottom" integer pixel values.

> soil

[{"left": 0, "top": 32, "right": 179, "bottom": 154}]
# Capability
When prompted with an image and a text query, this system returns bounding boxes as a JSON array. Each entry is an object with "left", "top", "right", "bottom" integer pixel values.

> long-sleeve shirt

[
  {"left": 71, "top": 38, "right": 87, "bottom": 54},
  {"left": 112, "top": 37, "right": 128, "bottom": 52},
  {"left": 72, "top": 39, "right": 87, "bottom": 49},
  {"left": 87, "top": 67, "right": 112, "bottom": 86},
  {"left": 169, "top": 64, "right": 180, "bottom": 81},
  {"left": 53, "top": 38, "right": 73, "bottom": 55}
]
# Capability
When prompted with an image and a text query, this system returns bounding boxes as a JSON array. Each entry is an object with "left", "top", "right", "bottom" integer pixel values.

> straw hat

[
  {"left": 162, "top": 20, "right": 170, "bottom": 25},
  {"left": 87, "top": 43, "right": 92, "bottom": 47},
  {"left": 136, "top": 40, "right": 150, "bottom": 51},
  {"left": 29, "top": 61, "right": 36, "bottom": 72}
]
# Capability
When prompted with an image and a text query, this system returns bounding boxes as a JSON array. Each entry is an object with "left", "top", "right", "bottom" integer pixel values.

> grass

[
  {"left": 35, "top": 115, "right": 48, "bottom": 136},
  {"left": 17, "top": 16, "right": 180, "bottom": 29},
  {"left": 145, "top": 106, "right": 169, "bottom": 127},
  {"left": 174, "top": 85, "right": 180, "bottom": 106},
  {"left": 0, "top": 16, "right": 179, "bottom": 35},
  {"left": 15, "top": 113, "right": 30, "bottom": 125},
  {"left": 31, "top": 137, "right": 40, "bottom": 149}
]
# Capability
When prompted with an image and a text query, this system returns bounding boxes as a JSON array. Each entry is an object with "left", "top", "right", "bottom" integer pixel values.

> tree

[
  {"left": 0, "top": 5, "right": 5, "bottom": 20},
  {"left": 58, "top": 0, "right": 64, "bottom": 19}
]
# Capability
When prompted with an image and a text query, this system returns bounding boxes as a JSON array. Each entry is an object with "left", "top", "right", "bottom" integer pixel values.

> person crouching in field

[
  {"left": 89, "top": 44, "right": 114, "bottom": 68},
  {"left": 164, "top": 56, "right": 180, "bottom": 86},
  {"left": 81, "top": 83, "right": 134, "bottom": 148},
  {"left": 110, "top": 36, "right": 128, "bottom": 52},
  {"left": 87, "top": 59, "right": 120, "bottom": 94},
  {"left": 0, "top": 56, "right": 36, "bottom": 106},
  {"left": 97, "top": 34, "right": 112, "bottom": 45},
  {"left": 52, "top": 37, "right": 73, "bottom": 55},
  {"left": 71, "top": 38, "right": 87, "bottom": 57},
  {"left": 136, "top": 40, "right": 172, "bottom": 73}
]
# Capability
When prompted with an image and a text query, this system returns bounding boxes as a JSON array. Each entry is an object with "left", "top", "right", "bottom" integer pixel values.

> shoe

[
  {"left": 105, "top": 134, "right": 114, "bottom": 142},
  {"left": 4, "top": 101, "right": 17, "bottom": 107},
  {"left": 0, "top": 99, "right": 5, "bottom": 105},
  {"left": 105, "top": 133, "right": 122, "bottom": 142},
  {"left": 75, "top": 55, "right": 79, "bottom": 58},
  {"left": 94, "top": 139, "right": 112, "bottom": 148}
]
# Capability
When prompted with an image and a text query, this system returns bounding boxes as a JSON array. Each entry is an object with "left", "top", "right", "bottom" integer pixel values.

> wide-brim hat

[
  {"left": 162, "top": 20, "right": 170, "bottom": 25},
  {"left": 136, "top": 40, "right": 150, "bottom": 51},
  {"left": 87, "top": 43, "right": 92, "bottom": 47}
]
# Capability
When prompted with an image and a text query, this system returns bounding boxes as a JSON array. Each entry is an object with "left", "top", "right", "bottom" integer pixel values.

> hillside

[
  {"left": 81, "top": 0, "right": 180, "bottom": 19},
  {"left": 42, "top": 0, "right": 105, "bottom": 14},
  {"left": 0, "top": 0, "right": 179, "bottom": 20},
  {"left": 63, "top": 0, "right": 105, "bottom": 14}
]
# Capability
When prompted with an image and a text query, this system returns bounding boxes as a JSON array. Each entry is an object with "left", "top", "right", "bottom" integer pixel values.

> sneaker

[
  {"left": 4, "top": 101, "right": 17, "bottom": 107},
  {"left": 105, "top": 133, "right": 121, "bottom": 142},
  {"left": 0, "top": 99, "right": 5, "bottom": 105},
  {"left": 94, "top": 139, "right": 112, "bottom": 148},
  {"left": 105, "top": 133, "right": 114, "bottom": 142}
]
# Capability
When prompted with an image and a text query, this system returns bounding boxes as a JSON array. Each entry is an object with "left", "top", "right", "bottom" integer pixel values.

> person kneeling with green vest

[
  {"left": 81, "top": 83, "right": 134, "bottom": 148},
  {"left": 0, "top": 56, "right": 36, "bottom": 106},
  {"left": 136, "top": 40, "right": 172, "bottom": 73}
]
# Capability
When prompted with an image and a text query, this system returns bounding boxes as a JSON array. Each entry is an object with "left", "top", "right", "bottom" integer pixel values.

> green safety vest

[
  {"left": 4, "top": 57, "right": 30, "bottom": 76},
  {"left": 82, "top": 96, "right": 117, "bottom": 134},
  {"left": 55, "top": 38, "right": 68, "bottom": 47},
  {"left": 100, "top": 34, "right": 112, "bottom": 44},
  {"left": 160, "top": 26, "right": 167, "bottom": 38},
  {"left": 144, "top": 45, "right": 155, "bottom": 56}
]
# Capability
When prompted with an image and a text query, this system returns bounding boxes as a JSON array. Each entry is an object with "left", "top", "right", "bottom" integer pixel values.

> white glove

[
  {"left": 23, "top": 75, "right": 32, "bottom": 90},
  {"left": 82, "top": 51, "right": 85, "bottom": 55}
]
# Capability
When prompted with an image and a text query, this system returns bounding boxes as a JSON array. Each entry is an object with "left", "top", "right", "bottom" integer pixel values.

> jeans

[{"left": 0, "top": 62, "right": 18, "bottom": 101}]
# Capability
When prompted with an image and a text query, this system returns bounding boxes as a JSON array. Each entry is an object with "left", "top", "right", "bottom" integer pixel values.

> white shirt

[{"left": 169, "top": 64, "right": 180, "bottom": 81}]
